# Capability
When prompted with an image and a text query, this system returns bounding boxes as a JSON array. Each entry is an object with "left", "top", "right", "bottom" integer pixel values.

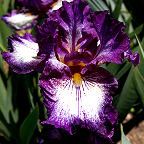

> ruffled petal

[
  {"left": 39, "top": 66, "right": 118, "bottom": 138},
  {"left": 18, "top": 0, "right": 73, "bottom": 13},
  {"left": 42, "top": 52, "right": 72, "bottom": 78},
  {"left": 36, "top": 0, "right": 139, "bottom": 68},
  {"left": 45, "top": 0, "right": 99, "bottom": 64},
  {"left": 35, "top": 18, "right": 58, "bottom": 56},
  {"left": 1, "top": 10, "right": 38, "bottom": 30},
  {"left": 1, "top": 33, "right": 44, "bottom": 74},
  {"left": 123, "top": 50, "right": 140, "bottom": 66},
  {"left": 18, "top": 0, "right": 51, "bottom": 12},
  {"left": 90, "top": 11, "right": 131, "bottom": 64}
]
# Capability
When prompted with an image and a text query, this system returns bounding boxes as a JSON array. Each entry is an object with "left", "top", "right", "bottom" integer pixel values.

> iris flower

[
  {"left": 1, "top": 0, "right": 140, "bottom": 142},
  {"left": 1, "top": 0, "right": 73, "bottom": 30}
]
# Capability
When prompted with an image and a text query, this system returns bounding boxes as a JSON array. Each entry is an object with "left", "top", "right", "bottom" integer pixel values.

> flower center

[
  {"left": 73, "top": 73, "right": 82, "bottom": 87},
  {"left": 66, "top": 61, "right": 86, "bottom": 67}
]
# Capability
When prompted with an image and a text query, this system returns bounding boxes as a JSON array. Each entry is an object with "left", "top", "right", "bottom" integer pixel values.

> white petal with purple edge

[
  {"left": 11, "top": 37, "right": 39, "bottom": 63},
  {"left": 2, "top": 12, "right": 38, "bottom": 30},
  {"left": 40, "top": 67, "right": 118, "bottom": 137},
  {"left": 51, "top": 80, "right": 104, "bottom": 121},
  {"left": 41, "top": 78, "right": 107, "bottom": 134},
  {"left": 2, "top": 33, "right": 42, "bottom": 74}
]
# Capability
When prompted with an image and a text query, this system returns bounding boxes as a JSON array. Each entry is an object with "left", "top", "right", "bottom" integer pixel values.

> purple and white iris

[
  {"left": 1, "top": 0, "right": 73, "bottom": 30},
  {"left": 1, "top": 0, "right": 140, "bottom": 142}
]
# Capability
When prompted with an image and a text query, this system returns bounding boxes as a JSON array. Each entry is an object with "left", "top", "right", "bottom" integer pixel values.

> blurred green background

[{"left": 0, "top": 0, "right": 144, "bottom": 143}]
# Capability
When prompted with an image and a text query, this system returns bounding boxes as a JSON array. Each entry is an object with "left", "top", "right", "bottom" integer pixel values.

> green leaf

[
  {"left": 115, "top": 62, "right": 131, "bottom": 80},
  {"left": 0, "top": 110, "right": 11, "bottom": 139},
  {"left": 92, "top": 0, "right": 108, "bottom": 10},
  {"left": 86, "top": 0, "right": 108, "bottom": 11},
  {"left": 0, "top": 74, "right": 10, "bottom": 122},
  {"left": 129, "top": 24, "right": 143, "bottom": 40},
  {"left": 133, "top": 35, "right": 144, "bottom": 106},
  {"left": 0, "top": 51, "right": 5, "bottom": 75},
  {"left": 7, "top": 77, "right": 19, "bottom": 123},
  {"left": 134, "top": 68, "right": 144, "bottom": 106},
  {"left": 113, "top": 0, "right": 123, "bottom": 19},
  {"left": 3, "top": 0, "right": 10, "bottom": 13},
  {"left": 132, "top": 36, "right": 144, "bottom": 77},
  {"left": 125, "top": 16, "right": 132, "bottom": 34},
  {"left": 107, "top": 61, "right": 131, "bottom": 80},
  {"left": 20, "top": 105, "right": 39, "bottom": 144},
  {"left": 116, "top": 66, "right": 138, "bottom": 119},
  {"left": 0, "top": 0, "right": 12, "bottom": 51},
  {"left": 6, "top": 77, "right": 13, "bottom": 111},
  {"left": 107, "top": 63, "right": 122, "bottom": 76},
  {"left": 28, "top": 89, "right": 35, "bottom": 108},
  {"left": 120, "top": 124, "right": 131, "bottom": 144},
  {"left": 135, "top": 34, "right": 144, "bottom": 59},
  {"left": 10, "top": 0, "right": 15, "bottom": 10}
]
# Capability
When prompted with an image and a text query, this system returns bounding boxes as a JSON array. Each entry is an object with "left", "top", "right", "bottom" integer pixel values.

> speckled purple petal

[
  {"left": 1, "top": 10, "right": 38, "bottom": 30},
  {"left": 35, "top": 17, "right": 58, "bottom": 56},
  {"left": 1, "top": 33, "right": 44, "bottom": 74},
  {"left": 39, "top": 66, "right": 118, "bottom": 139},
  {"left": 18, "top": 0, "right": 53, "bottom": 12},
  {"left": 90, "top": 11, "right": 137, "bottom": 65},
  {"left": 37, "top": 0, "right": 139, "bottom": 67},
  {"left": 41, "top": 52, "right": 72, "bottom": 78},
  {"left": 123, "top": 49, "right": 140, "bottom": 66},
  {"left": 18, "top": 0, "right": 73, "bottom": 13},
  {"left": 45, "top": 0, "right": 99, "bottom": 63}
]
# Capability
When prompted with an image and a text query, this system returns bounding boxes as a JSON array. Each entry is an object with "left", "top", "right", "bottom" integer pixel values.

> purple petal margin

[
  {"left": 1, "top": 33, "right": 45, "bottom": 74},
  {"left": 39, "top": 66, "right": 118, "bottom": 141},
  {"left": 123, "top": 49, "right": 140, "bottom": 66},
  {"left": 1, "top": 10, "right": 38, "bottom": 30}
]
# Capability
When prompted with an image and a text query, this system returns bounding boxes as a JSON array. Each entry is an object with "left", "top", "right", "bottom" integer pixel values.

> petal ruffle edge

[
  {"left": 123, "top": 50, "right": 140, "bottom": 66},
  {"left": 39, "top": 66, "right": 118, "bottom": 139},
  {"left": 1, "top": 33, "right": 44, "bottom": 74},
  {"left": 90, "top": 11, "right": 131, "bottom": 65},
  {"left": 1, "top": 10, "right": 38, "bottom": 30}
]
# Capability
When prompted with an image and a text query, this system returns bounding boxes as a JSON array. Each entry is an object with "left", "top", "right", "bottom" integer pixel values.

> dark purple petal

[
  {"left": 18, "top": 0, "right": 54, "bottom": 13},
  {"left": 46, "top": 0, "right": 99, "bottom": 64},
  {"left": 37, "top": 0, "right": 139, "bottom": 68},
  {"left": 90, "top": 11, "right": 131, "bottom": 64},
  {"left": 39, "top": 66, "right": 118, "bottom": 139},
  {"left": 64, "top": 51, "right": 93, "bottom": 66},
  {"left": 123, "top": 50, "right": 140, "bottom": 66},
  {"left": 18, "top": 0, "right": 73, "bottom": 13},
  {"left": 35, "top": 18, "right": 58, "bottom": 56},
  {"left": 1, "top": 33, "right": 44, "bottom": 74},
  {"left": 1, "top": 10, "right": 38, "bottom": 30},
  {"left": 41, "top": 52, "right": 72, "bottom": 78},
  {"left": 36, "top": 0, "right": 99, "bottom": 63}
]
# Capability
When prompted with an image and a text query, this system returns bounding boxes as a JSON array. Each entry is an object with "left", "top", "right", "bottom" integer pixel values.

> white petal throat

[{"left": 47, "top": 78, "right": 105, "bottom": 124}]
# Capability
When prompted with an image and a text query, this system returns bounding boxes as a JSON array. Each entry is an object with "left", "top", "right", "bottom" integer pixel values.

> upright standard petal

[
  {"left": 1, "top": 33, "right": 43, "bottom": 74},
  {"left": 39, "top": 0, "right": 139, "bottom": 68},
  {"left": 45, "top": 0, "right": 100, "bottom": 65},
  {"left": 39, "top": 66, "right": 118, "bottom": 139},
  {"left": 90, "top": 11, "right": 140, "bottom": 65},
  {"left": 2, "top": 10, "right": 38, "bottom": 30}
]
